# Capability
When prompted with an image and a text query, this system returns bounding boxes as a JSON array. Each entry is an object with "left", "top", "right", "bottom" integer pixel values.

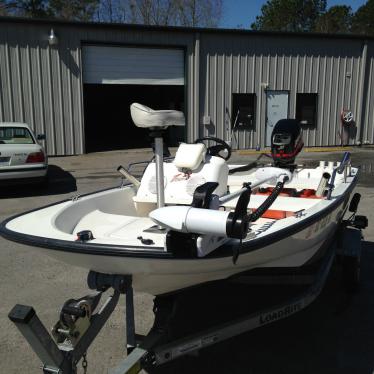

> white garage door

[{"left": 82, "top": 45, "right": 184, "bottom": 85}]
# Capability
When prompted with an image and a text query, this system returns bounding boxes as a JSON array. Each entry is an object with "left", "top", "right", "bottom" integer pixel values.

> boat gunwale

[{"left": 0, "top": 171, "right": 359, "bottom": 260}]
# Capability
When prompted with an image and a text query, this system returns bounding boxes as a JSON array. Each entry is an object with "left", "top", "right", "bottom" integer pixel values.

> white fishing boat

[{"left": 0, "top": 103, "right": 359, "bottom": 296}]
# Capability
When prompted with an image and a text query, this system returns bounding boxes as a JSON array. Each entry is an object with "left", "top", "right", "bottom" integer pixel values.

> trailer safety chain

[{"left": 82, "top": 353, "right": 88, "bottom": 374}]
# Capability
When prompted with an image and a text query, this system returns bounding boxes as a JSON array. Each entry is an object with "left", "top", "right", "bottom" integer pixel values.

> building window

[
  {"left": 232, "top": 93, "right": 256, "bottom": 129},
  {"left": 296, "top": 93, "right": 318, "bottom": 126}
]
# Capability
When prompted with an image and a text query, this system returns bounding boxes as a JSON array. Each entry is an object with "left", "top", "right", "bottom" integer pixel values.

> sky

[{"left": 221, "top": 0, "right": 368, "bottom": 29}]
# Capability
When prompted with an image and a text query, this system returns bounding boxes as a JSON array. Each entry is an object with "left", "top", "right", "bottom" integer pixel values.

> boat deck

[{"left": 73, "top": 209, "right": 277, "bottom": 248}]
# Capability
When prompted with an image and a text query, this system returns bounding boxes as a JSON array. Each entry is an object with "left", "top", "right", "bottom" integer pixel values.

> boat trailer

[{"left": 8, "top": 217, "right": 367, "bottom": 374}]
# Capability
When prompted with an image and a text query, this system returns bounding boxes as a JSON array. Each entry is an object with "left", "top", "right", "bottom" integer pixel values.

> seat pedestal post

[{"left": 151, "top": 129, "right": 165, "bottom": 209}]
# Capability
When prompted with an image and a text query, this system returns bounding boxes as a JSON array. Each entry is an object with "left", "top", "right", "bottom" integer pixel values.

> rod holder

[
  {"left": 316, "top": 172, "right": 331, "bottom": 198},
  {"left": 327, "top": 152, "right": 351, "bottom": 200},
  {"left": 117, "top": 166, "right": 141, "bottom": 189}
]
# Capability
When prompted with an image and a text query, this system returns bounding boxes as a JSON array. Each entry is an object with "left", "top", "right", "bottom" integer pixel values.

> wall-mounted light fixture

[{"left": 48, "top": 29, "right": 59, "bottom": 46}]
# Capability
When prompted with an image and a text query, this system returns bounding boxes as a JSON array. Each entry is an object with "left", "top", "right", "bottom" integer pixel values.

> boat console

[
  {"left": 130, "top": 108, "right": 230, "bottom": 215},
  {"left": 133, "top": 142, "right": 229, "bottom": 214}
]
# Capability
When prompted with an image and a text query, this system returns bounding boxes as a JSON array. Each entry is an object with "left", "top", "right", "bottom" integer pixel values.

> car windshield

[{"left": 0, "top": 127, "right": 35, "bottom": 144}]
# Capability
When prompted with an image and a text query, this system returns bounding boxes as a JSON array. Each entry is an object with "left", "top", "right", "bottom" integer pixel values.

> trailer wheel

[{"left": 342, "top": 255, "right": 360, "bottom": 292}]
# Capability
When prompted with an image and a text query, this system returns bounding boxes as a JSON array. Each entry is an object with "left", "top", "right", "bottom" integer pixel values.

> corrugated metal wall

[
  {"left": 0, "top": 21, "right": 195, "bottom": 155},
  {"left": 362, "top": 41, "right": 374, "bottom": 145},
  {"left": 0, "top": 19, "right": 373, "bottom": 154},
  {"left": 198, "top": 33, "right": 371, "bottom": 148},
  {"left": 0, "top": 23, "right": 84, "bottom": 155}
]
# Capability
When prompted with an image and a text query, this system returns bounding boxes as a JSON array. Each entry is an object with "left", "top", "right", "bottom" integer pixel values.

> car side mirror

[{"left": 37, "top": 134, "right": 46, "bottom": 140}]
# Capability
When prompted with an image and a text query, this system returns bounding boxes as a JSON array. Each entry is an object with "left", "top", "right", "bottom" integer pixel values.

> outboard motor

[{"left": 271, "top": 119, "right": 304, "bottom": 167}]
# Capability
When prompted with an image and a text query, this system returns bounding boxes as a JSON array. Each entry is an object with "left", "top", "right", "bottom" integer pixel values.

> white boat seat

[
  {"left": 174, "top": 143, "right": 206, "bottom": 171},
  {"left": 130, "top": 103, "right": 185, "bottom": 128}
]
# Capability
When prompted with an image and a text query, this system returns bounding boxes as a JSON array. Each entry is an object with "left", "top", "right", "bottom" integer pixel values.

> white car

[{"left": 0, "top": 123, "right": 48, "bottom": 185}]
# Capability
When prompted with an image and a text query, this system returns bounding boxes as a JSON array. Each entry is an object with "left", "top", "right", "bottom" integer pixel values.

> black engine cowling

[{"left": 271, "top": 119, "right": 304, "bottom": 167}]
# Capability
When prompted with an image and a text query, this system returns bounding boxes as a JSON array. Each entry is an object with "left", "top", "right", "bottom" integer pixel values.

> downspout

[
  {"left": 193, "top": 32, "right": 200, "bottom": 141},
  {"left": 357, "top": 39, "right": 368, "bottom": 145}
]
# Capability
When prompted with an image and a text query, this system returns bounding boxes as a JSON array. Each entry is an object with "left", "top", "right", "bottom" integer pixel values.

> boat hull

[
  {"left": 2, "top": 195, "right": 348, "bottom": 295},
  {"left": 35, "top": 225, "right": 336, "bottom": 295},
  {"left": 0, "top": 171, "right": 357, "bottom": 296}
]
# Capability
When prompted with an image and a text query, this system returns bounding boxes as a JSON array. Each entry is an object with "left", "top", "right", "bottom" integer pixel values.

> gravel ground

[{"left": 0, "top": 147, "right": 373, "bottom": 374}]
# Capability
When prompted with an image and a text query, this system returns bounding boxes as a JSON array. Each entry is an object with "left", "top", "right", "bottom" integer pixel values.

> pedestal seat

[{"left": 130, "top": 103, "right": 185, "bottom": 128}]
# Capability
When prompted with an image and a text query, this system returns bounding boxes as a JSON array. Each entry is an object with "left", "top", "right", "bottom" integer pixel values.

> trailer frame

[{"left": 8, "top": 223, "right": 364, "bottom": 374}]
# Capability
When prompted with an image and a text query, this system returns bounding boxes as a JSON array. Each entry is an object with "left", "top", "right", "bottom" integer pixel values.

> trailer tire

[{"left": 342, "top": 255, "right": 360, "bottom": 293}]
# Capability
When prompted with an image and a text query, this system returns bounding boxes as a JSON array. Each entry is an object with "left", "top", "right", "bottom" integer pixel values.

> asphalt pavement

[{"left": 0, "top": 147, "right": 373, "bottom": 373}]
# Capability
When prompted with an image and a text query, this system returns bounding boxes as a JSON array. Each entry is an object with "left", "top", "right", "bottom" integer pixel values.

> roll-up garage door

[
  {"left": 82, "top": 45, "right": 184, "bottom": 85},
  {"left": 82, "top": 45, "right": 185, "bottom": 152}
]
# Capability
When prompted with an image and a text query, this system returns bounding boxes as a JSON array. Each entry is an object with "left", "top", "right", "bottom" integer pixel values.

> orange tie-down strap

[
  {"left": 251, "top": 188, "right": 324, "bottom": 220},
  {"left": 254, "top": 188, "right": 322, "bottom": 199},
  {"left": 250, "top": 209, "right": 294, "bottom": 220}
]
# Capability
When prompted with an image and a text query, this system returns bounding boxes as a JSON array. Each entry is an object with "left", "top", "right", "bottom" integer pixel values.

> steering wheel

[{"left": 194, "top": 136, "right": 232, "bottom": 161}]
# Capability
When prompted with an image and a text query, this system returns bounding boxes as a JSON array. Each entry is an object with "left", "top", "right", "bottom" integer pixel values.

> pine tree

[
  {"left": 251, "top": 0, "right": 327, "bottom": 32},
  {"left": 314, "top": 5, "right": 352, "bottom": 34},
  {"left": 351, "top": 0, "right": 374, "bottom": 36}
]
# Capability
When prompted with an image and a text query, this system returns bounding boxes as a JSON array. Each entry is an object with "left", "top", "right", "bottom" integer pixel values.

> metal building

[{"left": 0, "top": 17, "right": 373, "bottom": 156}]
